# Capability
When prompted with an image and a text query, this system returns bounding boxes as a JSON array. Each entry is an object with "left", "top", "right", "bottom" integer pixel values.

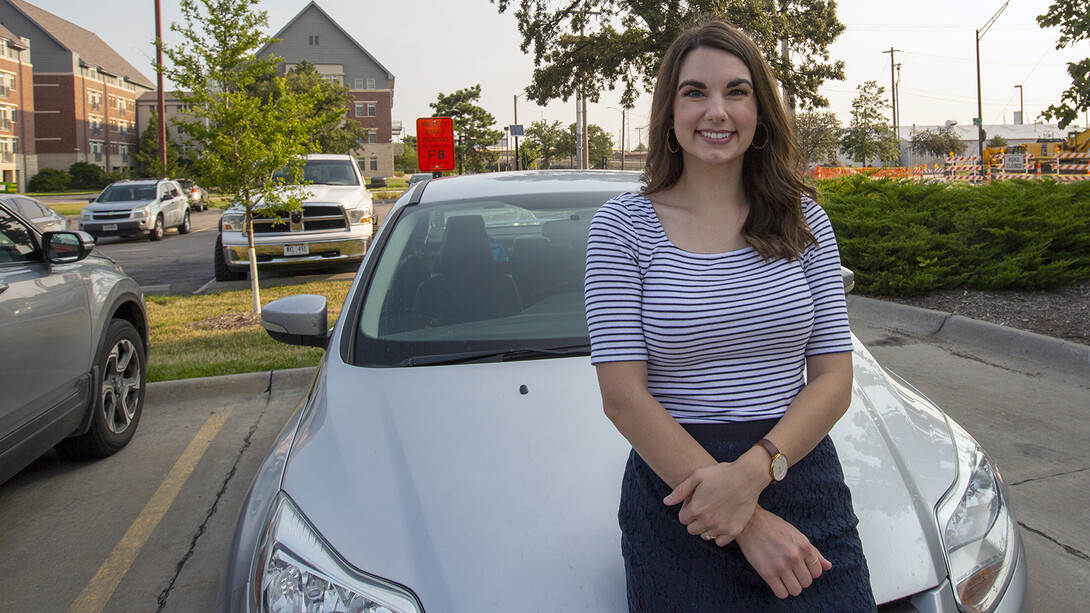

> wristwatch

[{"left": 755, "top": 438, "right": 788, "bottom": 482}]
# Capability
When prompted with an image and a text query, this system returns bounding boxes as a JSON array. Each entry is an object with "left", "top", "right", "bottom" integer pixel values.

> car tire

[
  {"left": 178, "top": 209, "right": 192, "bottom": 234},
  {"left": 55, "top": 319, "right": 146, "bottom": 460},
  {"left": 149, "top": 214, "right": 165, "bottom": 241},
  {"left": 214, "top": 235, "right": 246, "bottom": 282}
]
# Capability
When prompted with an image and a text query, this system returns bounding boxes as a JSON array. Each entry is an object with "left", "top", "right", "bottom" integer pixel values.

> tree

[
  {"left": 164, "top": 0, "right": 340, "bottom": 313},
  {"left": 68, "top": 162, "right": 108, "bottom": 189},
  {"left": 794, "top": 110, "right": 841, "bottom": 165},
  {"left": 495, "top": 0, "right": 845, "bottom": 109},
  {"left": 429, "top": 85, "right": 503, "bottom": 174},
  {"left": 839, "top": 81, "right": 900, "bottom": 167},
  {"left": 909, "top": 125, "right": 967, "bottom": 158},
  {"left": 250, "top": 60, "right": 364, "bottom": 153},
  {"left": 525, "top": 119, "right": 568, "bottom": 168},
  {"left": 986, "top": 134, "right": 1009, "bottom": 149},
  {"left": 132, "top": 109, "right": 183, "bottom": 179},
  {"left": 583, "top": 123, "right": 614, "bottom": 168},
  {"left": 28, "top": 168, "right": 70, "bottom": 192},
  {"left": 395, "top": 134, "right": 418, "bottom": 173},
  {"left": 1037, "top": 1, "right": 1089, "bottom": 128}
]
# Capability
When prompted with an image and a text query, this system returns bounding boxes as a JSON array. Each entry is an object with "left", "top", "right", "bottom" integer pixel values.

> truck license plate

[
  {"left": 284, "top": 244, "right": 309, "bottom": 256},
  {"left": 103, "top": 224, "right": 118, "bottom": 231}
]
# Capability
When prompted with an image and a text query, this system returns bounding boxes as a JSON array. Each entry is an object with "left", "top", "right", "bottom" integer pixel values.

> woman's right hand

[{"left": 734, "top": 507, "right": 832, "bottom": 599}]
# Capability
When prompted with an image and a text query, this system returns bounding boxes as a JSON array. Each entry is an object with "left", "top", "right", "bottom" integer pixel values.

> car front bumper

[
  {"left": 79, "top": 218, "right": 153, "bottom": 236},
  {"left": 220, "top": 229, "right": 371, "bottom": 271}
]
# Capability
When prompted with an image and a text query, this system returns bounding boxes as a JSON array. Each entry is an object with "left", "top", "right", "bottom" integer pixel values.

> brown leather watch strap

[{"left": 755, "top": 438, "right": 780, "bottom": 459}]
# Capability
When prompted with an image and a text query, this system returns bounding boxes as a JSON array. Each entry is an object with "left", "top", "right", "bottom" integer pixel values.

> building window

[
  {"left": 365, "top": 102, "right": 376, "bottom": 117},
  {"left": 367, "top": 129, "right": 378, "bottom": 144},
  {"left": 366, "top": 78, "right": 376, "bottom": 90},
  {"left": 308, "top": 35, "right": 319, "bottom": 45},
  {"left": 354, "top": 78, "right": 365, "bottom": 89},
  {"left": 369, "top": 157, "right": 378, "bottom": 171},
  {"left": 322, "top": 75, "right": 342, "bottom": 85},
  {"left": 354, "top": 103, "right": 365, "bottom": 117}
]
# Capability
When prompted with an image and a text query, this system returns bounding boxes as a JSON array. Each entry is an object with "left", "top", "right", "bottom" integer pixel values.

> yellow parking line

[{"left": 68, "top": 409, "right": 232, "bottom": 613}]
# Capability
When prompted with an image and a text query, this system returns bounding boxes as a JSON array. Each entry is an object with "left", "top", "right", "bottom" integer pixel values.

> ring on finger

[{"left": 701, "top": 531, "right": 717, "bottom": 541}]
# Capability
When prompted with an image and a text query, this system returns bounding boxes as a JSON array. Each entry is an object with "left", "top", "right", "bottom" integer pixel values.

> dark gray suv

[{"left": 0, "top": 199, "right": 149, "bottom": 485}]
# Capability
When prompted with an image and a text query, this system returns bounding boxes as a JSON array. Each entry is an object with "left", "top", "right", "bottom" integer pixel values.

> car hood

[
  {"left": 266, "top": 184, "right": 371, "bottom": 209},
  {"left": 280, "top": 339, "right": 957, "bottom": 611}
]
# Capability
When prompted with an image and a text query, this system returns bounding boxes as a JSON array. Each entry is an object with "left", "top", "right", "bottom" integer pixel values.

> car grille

[
  {"left": 93, "top": 211, "right": 132, "bottom": 220},
  {"left": 252, "top": 204, "right": 348, "bottom": 233}
]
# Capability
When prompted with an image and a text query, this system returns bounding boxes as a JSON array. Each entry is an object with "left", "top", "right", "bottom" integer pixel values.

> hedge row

[{"left": 817, "top": 176, "right": 1090, "bottom": 296}]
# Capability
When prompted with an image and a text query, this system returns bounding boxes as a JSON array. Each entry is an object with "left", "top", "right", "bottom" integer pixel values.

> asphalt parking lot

[{"left": 0, "top": 295, "right": 1087, "bottom": 611}]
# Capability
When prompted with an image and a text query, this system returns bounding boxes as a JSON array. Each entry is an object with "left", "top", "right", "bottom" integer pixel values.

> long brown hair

[{"left": 641, "top": 19, "right": 816, "bottom": 260}]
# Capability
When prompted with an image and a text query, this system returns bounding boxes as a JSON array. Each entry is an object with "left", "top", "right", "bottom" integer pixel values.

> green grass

[
  {"left": 49, "top": 203, "right": 90, "bottom": 217},
  {"left": 818, "top": 176, "right": 1090, "bottom": 296},
  {"left": 145, "top": 280, "right": 352, "bottom": 382}
]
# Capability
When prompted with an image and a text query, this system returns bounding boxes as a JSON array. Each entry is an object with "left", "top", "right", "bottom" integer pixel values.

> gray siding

[
  {"left": 0, "top": 1, "right": 71, "bottom": 73},
  {"left": 259, "top": 5, "right": 391, "bottom": 88}
]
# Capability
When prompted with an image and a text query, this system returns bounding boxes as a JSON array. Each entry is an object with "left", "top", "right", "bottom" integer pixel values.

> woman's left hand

[{"left": 663, "top": 454, "right": 768, "bottom": 544}]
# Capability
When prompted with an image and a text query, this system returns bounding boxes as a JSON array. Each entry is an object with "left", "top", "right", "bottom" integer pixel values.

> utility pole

[
  {"left": 882, "top": 48, "right": 902, "bottom": 166},
  {"left": 976, "top": 1, "right": 1010, "bottom": 177},
  {"left": 154, "top": 0, "right": 166, "bottom": 172},
  {"left": 1014, "top": 84, "right": 1023, "bottom": 125},
  {"left": 513, "top": 95, "right": 519, "bottom": 170}
]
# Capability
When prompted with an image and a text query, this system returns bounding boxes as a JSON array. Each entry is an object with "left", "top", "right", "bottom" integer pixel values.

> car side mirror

[
  {"left": 261, "top": 294, "right": 330, "bottom": 348},
  {"left": 43, "top": 231, "right": 95, "bottom": 264}
]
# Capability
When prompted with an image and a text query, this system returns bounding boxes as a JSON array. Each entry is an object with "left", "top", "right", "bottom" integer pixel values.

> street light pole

[
  {"left": 976, "top": 1, "right": 1010, "bottom": 178},
  {"left": 1014, "top": 84, "right": 1024, "bottom": 125}
]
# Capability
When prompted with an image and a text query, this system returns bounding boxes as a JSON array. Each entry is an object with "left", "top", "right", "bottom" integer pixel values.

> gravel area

[{"left": 880, "top": 280, "right": 1090, "bottom": 346}]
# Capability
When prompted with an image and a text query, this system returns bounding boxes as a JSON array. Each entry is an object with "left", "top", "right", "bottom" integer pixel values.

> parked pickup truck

[{"left": 214, "top": 154, "right": 375, "bottom": 281}]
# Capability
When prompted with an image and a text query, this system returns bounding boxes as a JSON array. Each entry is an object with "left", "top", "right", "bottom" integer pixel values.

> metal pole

[
  {"left": 1014, "top": 84, "right": 1023, "bottom": 125},
  {"left": 154, "top": 0, "right": 167, "bottom": 172},
  {"left": 621, "top": 109, "right": 625, "bottom": 170},
  {"left": 513, "top": 94, "right": 519, "bottom": 171},
  {"left": 976, "top": 30, "right": 985, "bottom": 177}
]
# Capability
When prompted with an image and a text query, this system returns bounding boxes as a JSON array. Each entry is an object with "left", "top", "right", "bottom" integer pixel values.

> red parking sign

[{"left": 417, "top": 117, "right": 455, "bottom": 172}]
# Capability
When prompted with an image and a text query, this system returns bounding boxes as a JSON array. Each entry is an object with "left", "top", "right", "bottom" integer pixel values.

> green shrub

[
  {"left": 68, "top": 161, "right": 108, "bottom": 189},
  {"left": 818, "top": 177, "right": 1090, "bottom": 296},
  {"left": 28, "top": 168, "right": 71, "bottom": 192}
]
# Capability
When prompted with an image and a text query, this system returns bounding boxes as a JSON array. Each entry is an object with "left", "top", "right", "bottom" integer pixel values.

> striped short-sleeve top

[{"left": 584, "top": 192, "right": 853, "bottom": 424}]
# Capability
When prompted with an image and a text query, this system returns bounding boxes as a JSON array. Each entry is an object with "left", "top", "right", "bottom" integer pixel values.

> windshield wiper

[{"left": 394, "top": 344, "right": 591, "bottom": 367}]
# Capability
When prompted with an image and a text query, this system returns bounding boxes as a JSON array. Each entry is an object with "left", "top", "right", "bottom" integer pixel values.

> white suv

[
  {"left": 215, "top": 154, "right": 374, "bottom": 281},
  {"left": 79, "top": 179, "right": 191, "bottom": 241}
]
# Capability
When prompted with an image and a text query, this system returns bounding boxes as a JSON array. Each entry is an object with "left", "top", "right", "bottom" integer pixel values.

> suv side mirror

[{"left": 43, "top": 231, "right": 95, "bottom": 264}]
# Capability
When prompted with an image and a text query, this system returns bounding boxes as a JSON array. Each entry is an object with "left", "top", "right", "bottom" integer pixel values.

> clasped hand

[{"left": 663, "top": 461, "right": 831, "bottom": 599}]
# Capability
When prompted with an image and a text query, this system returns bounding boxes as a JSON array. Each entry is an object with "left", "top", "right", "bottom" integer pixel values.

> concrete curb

[
  {"left": 847, "top": 295, "right": 1090, "bottom": 378},
  {"left": 147, "top": 366, "right": 317, "bottom": 405}
]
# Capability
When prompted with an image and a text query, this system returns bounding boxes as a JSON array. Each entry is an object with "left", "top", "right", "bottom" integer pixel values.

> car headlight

[
  {"left": 253, "top": 493, "right": 422, "bottom": 613},
  {"left": 80, "top": 209, "right": 94, "bottom": 220},
  {"left": 131, "top": 206, "right": 150, "bottom": 219},
  {"left": 347, "top": 208, "right": 372, "bottom": 225},
  {"left": 221, "top": 210, "right": 246, "bottom": 232},
  {"left": 936, "top": 419, "right": 1018, "bottom": 613}
]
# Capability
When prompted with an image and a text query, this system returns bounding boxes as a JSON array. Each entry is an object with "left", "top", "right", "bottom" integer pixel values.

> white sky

[{"left": 24, "top": 0, "right": 1088, "bottom": 145}]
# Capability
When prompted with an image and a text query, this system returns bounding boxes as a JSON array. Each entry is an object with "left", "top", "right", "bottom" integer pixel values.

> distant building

[
  {"left": 0, "top": 0, "right": 154, "bottom": 175},
  {"left": 258, "top": 1, "right": 397, "bottom": 178},
  {"left": 0, "top": 24, "right": 34, "bottom": 189}
]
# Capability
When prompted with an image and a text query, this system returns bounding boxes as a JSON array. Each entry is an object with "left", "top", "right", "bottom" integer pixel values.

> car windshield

[
  {"left": 97, "top": 184, "right": 157, "bottom": 203},
  {"left": 273, "top": 159, "right": 359, "bottom": 186},
  {"left": 352, "top": 191, "right": 622, "bottom": 367}
]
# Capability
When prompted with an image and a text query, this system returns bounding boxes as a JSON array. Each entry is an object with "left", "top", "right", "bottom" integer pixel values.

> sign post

[{"left": 417, "top": 117, "right": 456, "bottom": 175}]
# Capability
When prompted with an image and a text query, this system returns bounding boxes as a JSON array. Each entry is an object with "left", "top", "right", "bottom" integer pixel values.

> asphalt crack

[
  {"left": 154, "top": 371, "right": 275, "bottom": 612},
  {"left": 1018, "top": 522, "right": 1090, "bottom": 562},
  {"left": 1008, "top": 465, "right": 1090, "bottom": 487}
]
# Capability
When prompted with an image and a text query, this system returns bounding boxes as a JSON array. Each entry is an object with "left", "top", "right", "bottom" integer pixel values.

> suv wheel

[
  {"left": 55, "top": 319, "right": 146, "bottom": 459},
  {"left": 178, "top": 209, "right": 192, "bottom": 234},
  {"left": 149, "top": 214, "right": 165, "bottom": 241},
  {"left": 214, "top": 235, "right": 246, "bottom": 282}
]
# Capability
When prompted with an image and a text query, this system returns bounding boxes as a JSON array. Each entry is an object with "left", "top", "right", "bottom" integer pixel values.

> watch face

[{"left": 771, "top": 455, "right": 788, "bottom": 481}]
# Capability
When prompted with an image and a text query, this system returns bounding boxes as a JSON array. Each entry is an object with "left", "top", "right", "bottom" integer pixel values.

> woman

[{"left": 584, "top": 19, "right": 876, "bottom": 611}]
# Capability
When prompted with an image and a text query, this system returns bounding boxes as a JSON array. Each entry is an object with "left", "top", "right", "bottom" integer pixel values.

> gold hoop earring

[
  {"left": 667, "top": 128, "right": 680, "bottom": 154},
  {"left": 751, "top": 123, "right": 769, "bottom": 150}
]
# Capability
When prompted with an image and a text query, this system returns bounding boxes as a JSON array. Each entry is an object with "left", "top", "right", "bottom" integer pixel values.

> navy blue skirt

[{"left": 619, "top": 420, "right": 877, "bottom": 612}]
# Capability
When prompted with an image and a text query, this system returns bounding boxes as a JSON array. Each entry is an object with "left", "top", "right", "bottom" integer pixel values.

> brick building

[
  {"left": 0, "top": 23, "right": 33, "bottom": 189},
  {"left": 0, "top": 0, "right": 153, "bottom": 175},
  {"left": 258, "top": 1, "right": 398, "bottom": 178}
]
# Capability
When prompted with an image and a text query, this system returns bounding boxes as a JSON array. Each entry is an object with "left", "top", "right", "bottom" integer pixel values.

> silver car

[
  {"left": 218, "top": 171, "right": 1029, "bottom": 613},
  {"left": 0, "top": 194, "right": 67, "bottom": 232},
  {"left": 0, "top": 199, "right": 148, "bottom": 485},
  {"left": 79, "top": 178, "right": 191, "bottom": 241}
]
